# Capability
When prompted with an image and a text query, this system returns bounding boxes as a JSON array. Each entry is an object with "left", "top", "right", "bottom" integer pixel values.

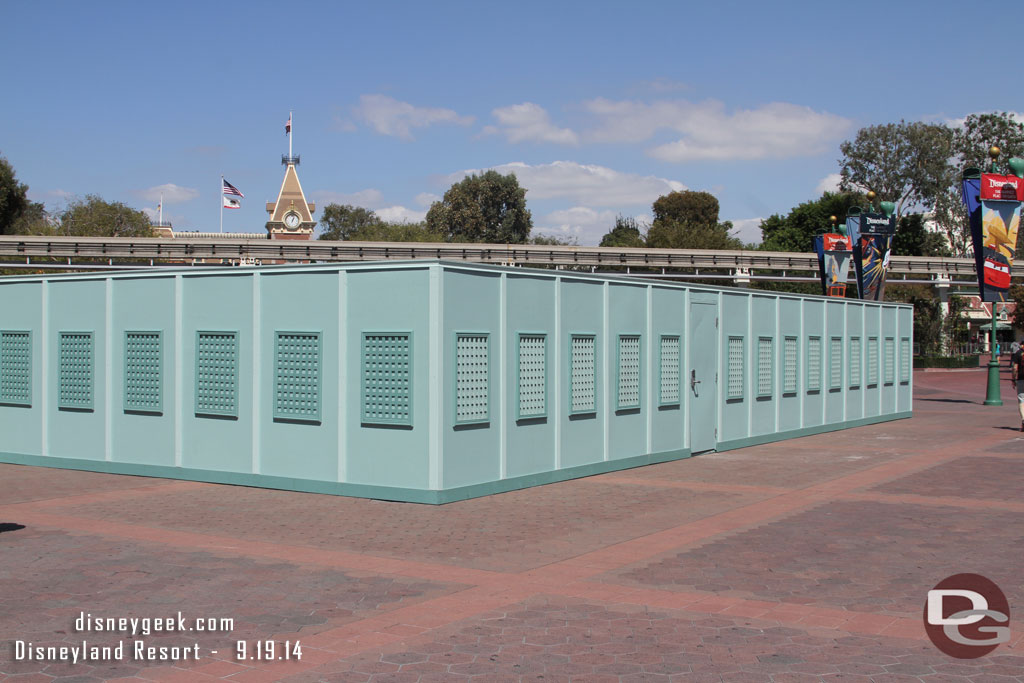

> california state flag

[{"left": 223, "top": 197, "right": 241, "bottom": 209}]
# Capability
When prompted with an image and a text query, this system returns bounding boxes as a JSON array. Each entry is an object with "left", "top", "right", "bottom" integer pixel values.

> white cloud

[
  {"left": 582, "top": 98, "right": 850, "bottom": 162},
  {"left": 483, "top": 103, "right": 579, "bottom": 145},
  {"left": 536, "top": 207, "right": 618, "bottom": 244},
  {"left": 815, "top": 173, "right": 842, "bottom": 195},
  {"left": 311, "top": 188, "right": 385, "bottom": 208},
  {"left": 134, "top": 183, "right": 199, "bottom": 203},
  {"left": 376, "top": 205, "right": 426, "bottom": 223},
  {"left": 446, "top": 161, "right": 686, "bottom": 207},
  {"left": 353, "top": 94, "right": 474, "bottom": 140},
  {"left": 415, "top": 192, "right": 440, "bottom": 207},
  {"left": 727, "top": 217, "right": 764, "bottom": 245}
]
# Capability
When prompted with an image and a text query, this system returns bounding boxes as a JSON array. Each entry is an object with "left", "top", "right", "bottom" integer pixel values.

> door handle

[{"left": 691, "top": 369, "right": 701, "bottom": 392}]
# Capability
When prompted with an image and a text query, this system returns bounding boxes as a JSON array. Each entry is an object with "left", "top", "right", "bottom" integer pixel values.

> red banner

[
  {"left": 822, "top": 234, "right": 851, "bottom": 251},
  {"left": 980, "top": 173, "right": 1024, "bottom": 201}
]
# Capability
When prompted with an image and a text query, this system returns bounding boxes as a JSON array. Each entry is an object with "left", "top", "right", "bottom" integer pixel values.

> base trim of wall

[
  {"left": 0, "top": 411, "right": 910, "bottom": 504},
  {"left": 0, "top": 447, "right": 692, "bottom": 505},
  {"left": 715, "top": 411, "right": 912, "bottom": 452}
]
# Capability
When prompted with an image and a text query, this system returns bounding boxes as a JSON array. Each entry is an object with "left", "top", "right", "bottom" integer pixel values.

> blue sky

[{"left": 2, "top": 1, "right": 1018, "bottom": 245}]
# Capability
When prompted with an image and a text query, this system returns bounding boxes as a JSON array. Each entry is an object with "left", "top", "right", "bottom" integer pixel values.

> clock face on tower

[{"left": 283, "top": 211, "right": 300, "bottom": 229}]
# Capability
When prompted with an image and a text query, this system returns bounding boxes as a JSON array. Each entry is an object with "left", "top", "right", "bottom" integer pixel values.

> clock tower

[{"left": 266, "top": 117, "right": 316, "bottom": 240}]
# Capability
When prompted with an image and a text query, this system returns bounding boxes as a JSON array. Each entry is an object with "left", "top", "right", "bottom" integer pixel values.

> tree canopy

[
  {"left": 599, "top": 215, "right": 646, "bottom": 248},
  {"left": 596, "top": 190, "right": 742, "bottom": 250},
  {"left": 953, "top": 111, "right": 1024, "bottom": 169},
  {"left": 58, "top": 195, "right": 153, "bottom": 238},
  {"left": 838, "top": 121, "right": 953, "bottom": 216},
  {"left": 425, "top": 170, "right": 532, "bottom": 243},
  {"left": 645, "top": 220, "right": 742, "bottom": 250},
  {"left": 758, "top": 192, "right": 865, "bottom": 253},
  {"left": 318, "top": 203, "right": 382, "bottom": 240},
  {"left": 0, "top": 155, "right": 45, "bottom": 235},
  {"left": 652, "top": 190, "right": 719, "bottom": 227}
]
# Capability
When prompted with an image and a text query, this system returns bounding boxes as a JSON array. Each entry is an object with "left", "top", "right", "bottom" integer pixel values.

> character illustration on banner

[{"left": 961, "top": 150, "right": 1023, "bottom": 303}]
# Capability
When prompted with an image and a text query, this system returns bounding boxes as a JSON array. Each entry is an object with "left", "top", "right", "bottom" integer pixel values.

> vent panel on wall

[
  {"left": 830, "top": 337, "right": 842, "bottom": 390},
  {"left": 900, "top": 337, "right": 911, "bottom": 383},
  {"left": 455, "top": 333, "right": 489, "bottom": 424},
  {"left": 362, "top": 333, "right": 412, "bottom": 425},
  {"left": 807, "top": 336, "right": 821, "bottom": 392},
  {"left": 659, "top": 335, "right": 680, "bottom": 406},
  {"left": 58, "top": 332, "right": 93, "bottom": 410},
  {"left": 783, "top": 336, "right": 797, "bottom": 394},
  {"left": 124, "top": 331, "right": 162, "bottom": 413},
  {"left": 0, "top": 331, "right": 31, "bottom": 407},
  {"left": 570, "top": 335, "right": 596, "bottom": 414},
  {"left": 274, "top": 332, "right": 321, "bottom": 422},
  {"left": 884, "top": 337, "right": 895, "bottom": 385},
  {"left": 850, "top": 337, "right": 862, "bottom": 388},
  {"left": 867, "top": 337, "right": 879, "bottom": 386},
  {"left": 617, "top": 335, "right": 641, "bottom": 409},
  {"left": 757, "top": 337, "right": 773, "bottom": 397},
  {"left": 727, "top": 336, "right": 744, "bottom": 399},
  {"left": 195, "top": 331, "right": 238, "bottom": 417},
  {"left": 517, "top": 334, "right": 546, "bottom": 418}
]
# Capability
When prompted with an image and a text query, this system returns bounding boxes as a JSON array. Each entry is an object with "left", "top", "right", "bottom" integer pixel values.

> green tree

[
  {"left": 652, "top": 190, "right": 719, "bottom": 227},
  {"left": 758, "top": 191, "right": 866, "bottom": 253},
  {"left": 8, "top": 201, "right": 52, "bottom": 235},
  {"left": 931, "top": 186, "right": 970, "bottom": 257},
  {"left": 644, "top": 190, "right": 741, "bottom": 250},
  {"left": 891, "top": 213, "right": 950, "bottom": 257},
  {"left": 425, "top": 170, "right": 532, "bottom": 243},
  {"left": 318, "top": 203, "right": 382, "bottom": 240},
  {"left": 599, "top": 215, "right": 646, "bottom": 248},
  {"left": 953, "top": 111, "right": 1024, "bottom": 169},
  {"left": 347, "top": 220, "right": 444, "bottom": 243},
  {"left": 838, "top": 121, "right": 953, "bottom": 216},
  {"left": 530, "top": 234, "right": 577, "bottom": 245},
  {"left": 0, "top": 155, "right": 43, "bottom": 235},
  {"left": 58, "top": 195, "right": 154, "bottom": 237},
  {"left": 645, "top": 220, "right": 742, "bottom": 250}
]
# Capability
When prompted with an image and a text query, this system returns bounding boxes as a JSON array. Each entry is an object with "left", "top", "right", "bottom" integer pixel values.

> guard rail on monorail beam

[{"left": 0, "top": 234, "right": 1018, "bottom": 279}]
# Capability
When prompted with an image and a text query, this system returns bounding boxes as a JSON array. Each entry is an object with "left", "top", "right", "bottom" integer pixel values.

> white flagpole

[
  {"left": 220, "top": 174, "right": 224, "bottom": 233},
  {"left": 159, "top": 192, "right": 163, "bottom": 225},
  {"left": 289, "top": 111, "right": 293, "bottom": 159}
]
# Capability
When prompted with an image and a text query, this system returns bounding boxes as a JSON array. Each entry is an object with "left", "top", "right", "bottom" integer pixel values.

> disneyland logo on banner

[
  {"left": 860, "top": 212, "right": 896, "bottom": 235},
  {"left": 924, "top": 573, "right": 1011, "bottom": 658}
]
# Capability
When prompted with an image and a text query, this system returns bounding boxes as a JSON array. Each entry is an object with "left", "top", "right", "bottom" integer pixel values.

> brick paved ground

[{"left": 1, "top": 367, "right": 1022, "bottom": 682}]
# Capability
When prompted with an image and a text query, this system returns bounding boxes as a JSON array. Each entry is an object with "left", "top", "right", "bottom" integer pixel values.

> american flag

[
  {"left": 285, "top": 113, "right": 292, "bottom": 135},
  {"left": 222, "top": 179, "right": 244, "bottom": 198}
]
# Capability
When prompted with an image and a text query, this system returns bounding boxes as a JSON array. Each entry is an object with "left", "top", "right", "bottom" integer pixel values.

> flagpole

[
  {"left": 289, "top": 110, "right": 293, "bottom": 159},
  {"left": 159, "top": 192, "right": 163, "bottom": 225},
  {"left": 220, "top": 174, "right": 224, "bottom": 234}
]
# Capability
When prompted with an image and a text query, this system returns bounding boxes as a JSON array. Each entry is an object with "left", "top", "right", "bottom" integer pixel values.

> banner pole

[{"left": 984, "top": 305, "right": 1003, "bottom": 405}]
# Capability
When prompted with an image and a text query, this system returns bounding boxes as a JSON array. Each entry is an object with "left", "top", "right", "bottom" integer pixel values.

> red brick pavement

[{"left": 1, "top": 367, "right": 1022, "bottom": 682}]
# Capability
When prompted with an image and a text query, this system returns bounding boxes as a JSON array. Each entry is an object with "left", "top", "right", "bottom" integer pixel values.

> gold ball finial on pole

[
  {"left": 989, "top": 145, "right": 1001, "bottom": 160},
  {"left": 829, "top": 215, "right": 837, "bottom": 226},
  {"left": 866, "top": 190, "right": 876, "bottom": 202}
]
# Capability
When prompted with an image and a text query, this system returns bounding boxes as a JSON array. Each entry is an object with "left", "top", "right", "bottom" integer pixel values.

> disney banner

[
  {"left": 850, "top": 210, "right": 895, "bottom": 301},
  {"left": 962, "top": 170, "right": 1022, "bottom": 302},
  {"left": 854, "top": 233, "right": 892, "bottom": 301},
  {"left": 813, "top": 233, "right": 852, "bottom": 297}
]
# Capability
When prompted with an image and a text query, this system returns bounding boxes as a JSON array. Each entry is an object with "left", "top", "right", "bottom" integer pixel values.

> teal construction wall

[{"left": 0, "top": 261, "right": 913, "bottom": 503}]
